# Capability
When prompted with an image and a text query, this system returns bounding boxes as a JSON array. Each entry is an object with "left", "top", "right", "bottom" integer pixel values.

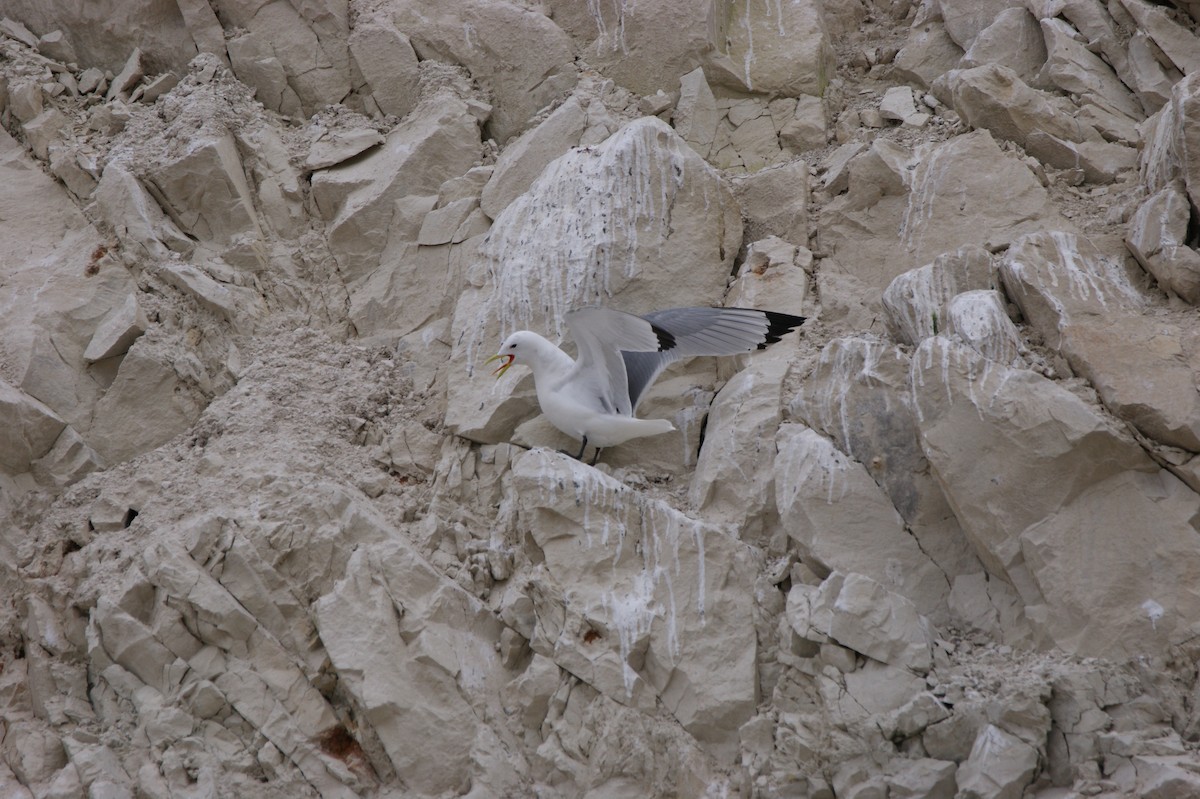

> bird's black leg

[
  {"left": 588, "top": 447, "right": 603, "bottom": 466},
  {"left": 560, "top": 436, "right": 589, "bottom": 461}
]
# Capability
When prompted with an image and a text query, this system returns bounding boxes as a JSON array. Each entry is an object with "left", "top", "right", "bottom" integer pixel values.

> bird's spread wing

[
  {"left": 563, "top": 307, "right": 674, "bottom": 418},
  {"left": 623, "top": 307, "right": 806, "bottom": 411}
]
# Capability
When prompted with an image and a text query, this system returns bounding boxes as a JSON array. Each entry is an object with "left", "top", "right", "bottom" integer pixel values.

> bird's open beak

[{"left": 485, "top": 353, "right": 514, "bottom": 378}]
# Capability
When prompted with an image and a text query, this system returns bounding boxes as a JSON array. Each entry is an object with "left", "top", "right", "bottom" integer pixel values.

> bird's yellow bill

[{"left": 485, "top": 353, "right": 514, "bottom": 378}]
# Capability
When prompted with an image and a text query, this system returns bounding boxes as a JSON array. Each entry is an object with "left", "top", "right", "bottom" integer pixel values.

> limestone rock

[
  {"left": 1128, "top": 33, "right": 1180, "bottom": 114},
  {"left": 348, "top": 18, "right": 420, "bottom": 119},
  {"left": 83, "top": 294, "right": 148, "bottom": 363},
  {"left": 893, "top": 21, "right": 964, "bottom": 89},
  {"left": 87, "top": 344, "right": 206, "bottom": 464},
  {"left": 815, "top": 572, "right": 935, "bottom": 672},
  {"left": 882, "top": 245, "right": 996, "bottom": 345},
  {"left": 95, "top": 163, "right": 193, "bottom": 260},
  {"left": 512, "top": 449, "right": 757, "bottom": 762},
  {"left": 0, "top": 126, "right": 140, "bottom": 442},
  {"left": 106, "top": 47, "right": 145, "bottom": 101},
  {"left": 886, "top": 757, "right": 957, "bottom": 799},
  {"left": 312, "top": 89, "right": 480, "bottom": 284},
  {"left": 391, "top": 0, "right": 576, "bottom": 143},
  {"left": 774, "top": 423, "right": 948, "bottom": 613},
  {"left": 314, "top": 540, "right": 501, "bottom": 794},
  {"left": 143, "top": 131, "right": 263, "bottom": 247},
  {"left": 444, "top": 116, "right": 740, "bottom": 443},
  {"left": 22, "top": 107, "right": 69, "bottom": 161},
  {"left": 689, "top": 352, "right": 790, "bottom": 539},
  {"left": 1, "top": 721, "right": 67, "bottom": 785},
  {"left": 0, "top": 16, "right": 38, "bottom": 48},
  {"left": 779, "top": 94, "right": 828, "bottom": 151},
  {"left": 158, "top": 263, "right": 263, "bottom": 332},
  {"left": 726, "top": 237, "right": 811, "bottom": 313},
  {"left": 717, "top": 0, "right": 835, "bottom": 97},
  {"left": 674, "top": 66, "right": 718, "bottom": 159},
  {"left": 304, "top": 127, "right": 384, "bottom": 172},
  {"left": 0, "top": 378, "right": 66, "bottom": 475},
  {"left": 1119, "top": 0, "right": 1200, "bottom": 78},
  {"left": 48, "top": 143, "right": 98, "bottom": 201},
  {"left": 730, "top": 159, "right": 810, "bottom": 247},
  {"left": 1001, "top": 231, "right": 1200, "bottom": 450},
  {"left": 219, "top": 0, "right": 350, "bottom": 117},
  {"left": 1023, "top": 131, "right": 1137, "bottom": 184},
  {"left": 912, "top": 335, "right": 1200, "bottom": 658},
  {"left": 1036, "top": 18, "right": 1142, "bottom": 122},
  {"left": 941, "top": 64, "right": 1103, "bottom": 149},
  {"left": 1126, "top": 183, "right": 1200, "bottom": 304},
  {"left": 480, "top": 95, "right": 587, "bottom": 220},
  {"left": 956, "top": 724, "right": 1038, "bottom": 799},
  {"left": 820, "top": 129, "right": 1063, "bottom": 290},
  {"left": 0, "top": 2, "right": 197, "bottom": 79},
  {"left": 880, "top": 86, "right": 919, "bottom": 122},
  {"left": 939, "top": 0, "right": 1027, "bottom": 50},
  {"left": 945, "top": 290, "right": 1022, "bottom": 365},
  {"left": 1141, "top": 74, "right": 1200, "bottom": 215},
  {"left": 960, "top": 7, "right": 1045, "bottom": 82}
]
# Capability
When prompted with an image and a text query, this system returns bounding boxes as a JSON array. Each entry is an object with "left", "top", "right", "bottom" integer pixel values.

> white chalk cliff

[{"left": 2, "top": 1, "right": 1200, "bottom": 797}]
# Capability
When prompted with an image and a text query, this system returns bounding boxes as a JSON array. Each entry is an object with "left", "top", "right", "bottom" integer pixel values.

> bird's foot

[{"left": 558, "top": 436, "right": 590, "bottom": 462}]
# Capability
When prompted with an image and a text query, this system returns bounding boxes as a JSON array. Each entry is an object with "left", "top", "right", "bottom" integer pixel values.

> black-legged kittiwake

[{"left": 485, "top": 306, "right": 806, "bottom": 463}]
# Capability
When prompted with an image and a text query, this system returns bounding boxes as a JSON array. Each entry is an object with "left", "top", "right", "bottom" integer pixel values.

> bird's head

[{"left": 484, "top": 331, "right": 537, "bottom": 379}]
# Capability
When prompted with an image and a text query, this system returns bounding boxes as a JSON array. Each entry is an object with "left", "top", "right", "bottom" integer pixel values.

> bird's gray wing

[
  {"left": 623, "top": 307, "right": 806, "bottom": 411},
  {"left": 563, "top": 307, "right": 674, "bottom": 417}
]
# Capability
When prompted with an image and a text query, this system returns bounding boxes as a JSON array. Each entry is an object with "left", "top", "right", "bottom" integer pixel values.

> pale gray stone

[
  {"left": 882, "top": 245, "right": 995, "bottom": 345},
  {"left": 392, "top": 0, "right": 576, "bottom": 143},
  {"left": 1126, "top": 183, "right": 1200, "bottom": 304},
  {"left": 312, "top": 90, "right": 480, "bottom": 283},
  {"left": 304, "top": 127, "right": 384, "bottom": 171},
  {"left": 1119, "top": 0, "right": 1200, "bottom": 77},
  {"left": 1002, "top": 231, "right": 1200, "bottom": 451},
  {"left": 0, "top": 17, "right": 38, "bottom": 48},
  {"left": 349, "top": 19, "right": 420, "bottom": 119},
  {"left": 946, "top": 290, "right": 1022, "bottom": 365},
  {"left": 512, "top": 449, "right": 757, "bottom": 763},
  {"left": 690, "top": 352, "right": 790, "bottom": 538},
  {"left": 675, "top": 67, "right": 718, "bottom": 159},
  {"left": 775, "top": 424, "right": 948, "bottom": 613},
  {"left": 961, "top": 7, "right": 1045, "bottom": 81},
  {"left": 893, "top": 22, "right": 964, "bottom": 89},
  {"left": 0, "top": 378, "right": 66, "bottom": 475},
  {"left": 21, "top": 108, "right": 69, "bottom": 161},
  {"left": 480, "top": 95, "right": 587, "bottom": 219},
  {"left": 816, "top": 572, "right": 936, "bottom": 672},
  {"left": 879, "top": 86, "right": 918, "bottom": 121},
  {"left": 144, "top": 132, "right": 262, "bottom": 247},
  {"left": 106, "top": 48, "right": 145, "bottom": 101},
  {"left": 716, "top": 0, "right": 834, "bottom": 96},
  {"left": 730, "top": 159, "right": 810, "bottom": 246},
  {"left": 912, "top": 334, "right": 1200, "bottom": 658},
  {"left": 84, "top": 295, "right": 148, "bottom": 363},
  {"left": 956, "top": 724, "right": 1038, "bottom": 799}
]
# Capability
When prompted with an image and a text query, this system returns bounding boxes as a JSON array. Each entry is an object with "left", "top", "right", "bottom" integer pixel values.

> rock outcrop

[{"left": 2, "top": 1, "right": 1200, "bottom": 797}]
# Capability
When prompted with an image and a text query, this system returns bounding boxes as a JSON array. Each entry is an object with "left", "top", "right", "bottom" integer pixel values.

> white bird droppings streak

[{"left": 468, "top": 120, "right": 692, "bottom": 373}]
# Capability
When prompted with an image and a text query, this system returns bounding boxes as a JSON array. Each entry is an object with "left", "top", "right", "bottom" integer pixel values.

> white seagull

[{"left": 484, "top": 306, "right": 806, "bottom": 463}]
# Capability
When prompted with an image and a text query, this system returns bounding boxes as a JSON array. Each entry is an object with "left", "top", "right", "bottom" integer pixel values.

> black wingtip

[
  {"left": 756, "top": 311, "right": 807, "bottom": 350},
  {"left": 651, "top": 322, "right": 676, "bottom": 352}
]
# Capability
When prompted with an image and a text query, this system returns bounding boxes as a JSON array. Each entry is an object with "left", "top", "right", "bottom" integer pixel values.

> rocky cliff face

[{"left": 2, "top": 1, "right": 1200, "bottom": 797}]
